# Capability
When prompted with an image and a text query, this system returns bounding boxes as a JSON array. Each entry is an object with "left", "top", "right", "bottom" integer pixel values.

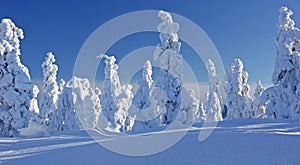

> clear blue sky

[{"left": 2, "top": 0, "right": 300, "bottom": 84}]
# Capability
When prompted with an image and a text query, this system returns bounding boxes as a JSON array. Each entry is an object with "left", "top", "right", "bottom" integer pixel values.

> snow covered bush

[
  {"left": 0, "top": 19, "right": 33, "bottom": 136},
  {"left": 151, "top": 10, "right": 183, "bottom": 125},
  {"left": 225, "top": 58, "right": 252, "bottom": 120},
  {"left": 262, "top": 6, "right": 300, "bottom": 120},
  {"left": 252, "top": 80, "right": 266, "bottom": 118},
  {"left": 205, "top": 59, "right": 222, "bottom": 122},
  {"left": 99, "top": 55, "right": 134, "bottom": 132},
  {"left": 39, "top": 52, "right": 59, "bottom": 125}
]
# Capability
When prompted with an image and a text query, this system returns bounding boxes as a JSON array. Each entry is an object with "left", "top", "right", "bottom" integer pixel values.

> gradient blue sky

[{"left": 2, "top": 0, "right": 300, "bottom": 84}]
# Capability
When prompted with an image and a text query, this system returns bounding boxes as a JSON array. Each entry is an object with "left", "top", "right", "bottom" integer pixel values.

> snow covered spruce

[
  {"left": 253, "top": 81, "right": 265, "bottom": 118},
  {"left": 224, "top": 58, "right": 253, "bottom": 119},
  {"left": 40, "top": 52, "right": 59, "bottom": 127},
  {"left": 98, "top": 54, "right": 135, "bottom": 132},
  {"left": 205, "top": 59, "right": 222, "bottom": 122},
  {"left": 131, "top": 60, "right": 156, "bottom": 130},
  {"left": 0, "top": 19, "right": 33, "bottom": 137},
  {"left": 261, "top": 6, "right": 300, "bottom": 121},
  {"left": 72, "top": 76, "right": 101, "bottom": 130},
  {"left": 151, "top": 11, "right": 199, "bottom": 125},
  {"left": 132, "top": 60, "right": 153, "bottom": 112}
]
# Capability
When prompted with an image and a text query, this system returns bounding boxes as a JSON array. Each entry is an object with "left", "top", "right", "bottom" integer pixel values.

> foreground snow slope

[{"left": 1, "top": 119, "right": 300, "bottom": 164}]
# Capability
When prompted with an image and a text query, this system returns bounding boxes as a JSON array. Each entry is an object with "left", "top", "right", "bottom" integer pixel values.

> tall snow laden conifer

[
  {"left": 0, "top": 19, "right": 33, "bottom": 136},
  {"left": 261, "top": 6, "right": 300, "bottom": 120},
  {"left": 151, "top": 10, "right": 183, "bottom": 125},
  {"left": 205, "top": 59, "right": 222, "bottom": 122},
  {"left": 40, "top": 52, "right": 59, "bottom": 128}
]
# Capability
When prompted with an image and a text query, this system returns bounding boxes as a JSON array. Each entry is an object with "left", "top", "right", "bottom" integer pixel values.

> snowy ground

[{"left": 1, "top": 119, "right": 300, "bottom": 165}]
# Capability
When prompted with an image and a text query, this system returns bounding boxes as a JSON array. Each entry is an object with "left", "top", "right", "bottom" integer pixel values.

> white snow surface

[{"left": 0, "top": 119, "right": 299, "bottom": 164}]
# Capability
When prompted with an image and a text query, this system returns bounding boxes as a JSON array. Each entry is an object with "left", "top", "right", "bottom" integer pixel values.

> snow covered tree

[
  {"left": 203, "top": 92, "right": 210, "bottom": 114},
  {"left": 291, "top": 40, "right": 300, "bottom": 121},
  {"left": 72, "top": 76, "right": 101, "bottom": 129},
  {"left": 206, "top": 92, "right": 223, "bottom": 122},
  {"left": 252, "top": 80, "right": 266, "bottom": 118},
  {"left": 0, "top": 19, "right": 33, "bottom": 136},
  {"left": 131, "top": 60, "right": 154, "bottom": 129},
  {"left": 53, "top": 79, "right": 67, "bottom": 131},
  {"left": 58, "top": 79, "right": 65, "bottom": 93},
  {"left": 29, "top": 85, "right": 40, "bottom": 114},
  {"left": 225, "top": 58, "right": 252, "bottom": 120},
  {"left": 262, "top": 6, "right": 300, "bottom": 120},
  {"left": 48, "top": 79, "right": 75, "bottom": 132},
  {"left": 197, "top": 102, "right": 206, "bottom": 122},
  {"left": 260, "top": 86, "right": 287, "bottom": 119},
  {"left": 132, "top": 60, "right": 153, "bottom": 110},
  {"left": 205, "top": 59, "right": 222, "bottom": 122},
  {"left": 47, "top": 76, "right": 101, "bottom": 132},
  {"left": 40, "top": 52, "right": 59, "bottom": 125},
  {"left": 151, "top": 10, "right": 183, "bottom": 125},
  {"left": 29, "top": 85, "right": 41, "bottom": 123},
  {"left": 59, "top": 81, "right": 77, "bottom": 130},
  {"left": 99, "top": 55, "right": 134, "bottom": 132},
  {"left": 178, "top": 88, "right": 199, "bottom": 124},
  {"left": 272, "top": 7, "right": 298, "bottom": 87}
]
